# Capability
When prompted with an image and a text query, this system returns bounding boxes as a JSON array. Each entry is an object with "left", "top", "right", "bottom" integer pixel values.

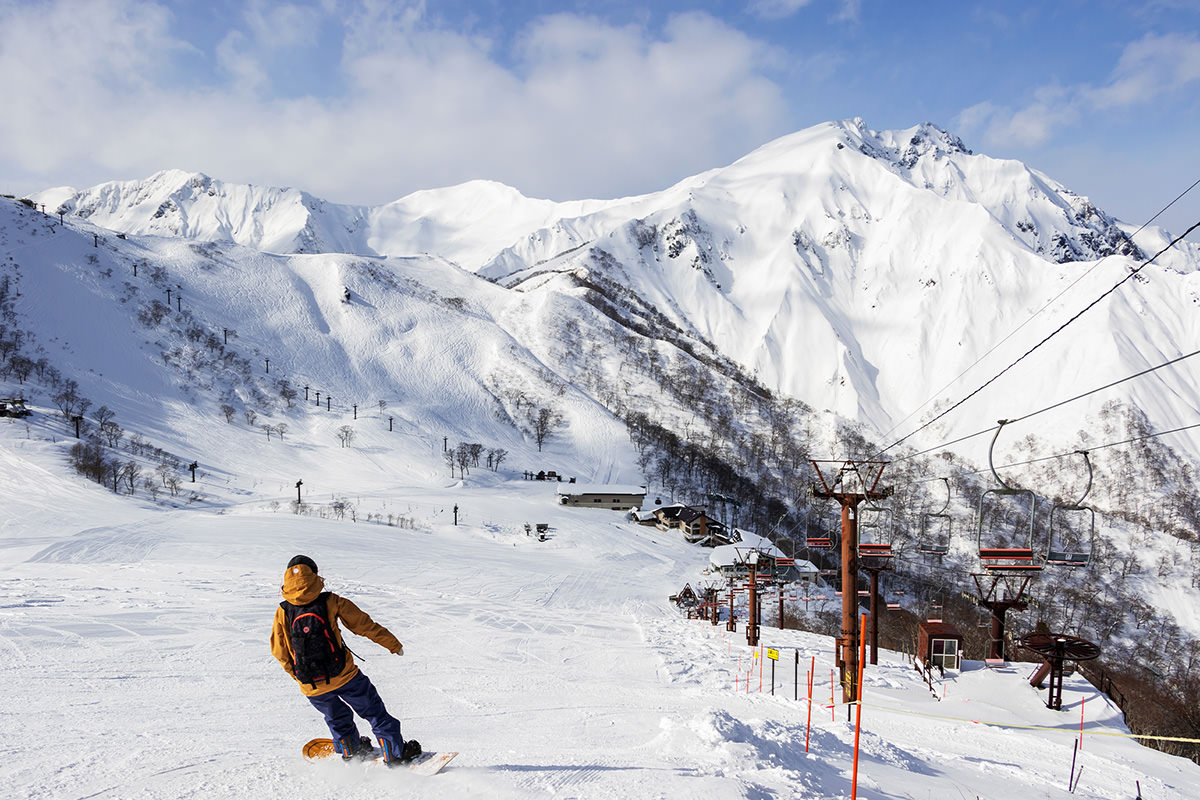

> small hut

[{"left": 918, "top": 621, "right": 963, "bottom": 672}]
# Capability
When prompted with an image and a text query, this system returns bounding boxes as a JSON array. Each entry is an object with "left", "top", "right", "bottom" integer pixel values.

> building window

[{"left": 930, "top": 638, "right": 959, "bottom": 670}]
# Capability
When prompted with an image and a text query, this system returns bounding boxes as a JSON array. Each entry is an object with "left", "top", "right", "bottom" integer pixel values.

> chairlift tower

[{"left": 812, "top": 459, "right": 893, "bottom": 703}]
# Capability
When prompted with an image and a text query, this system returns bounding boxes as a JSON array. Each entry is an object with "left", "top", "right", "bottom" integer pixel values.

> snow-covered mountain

[{"left": 37, "top": 119, "right": 1200, "bottom": 448}]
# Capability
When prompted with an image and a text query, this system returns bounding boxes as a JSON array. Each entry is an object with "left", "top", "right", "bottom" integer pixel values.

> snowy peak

[
  {"left": 42, "top": 169, "right": 334, "bottom": 255},
  {"left": 850, "top": 119, "right": 973, "bottom": 167},
  {"left": 35, "top": 119, "right": 1145, "bottom": 272}
]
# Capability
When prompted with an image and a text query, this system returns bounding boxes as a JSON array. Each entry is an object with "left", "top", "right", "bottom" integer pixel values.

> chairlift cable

[
  {"left": 873, "top": 176, "right": 1200, "bottom": 445},
  {"left": 891, "top": 420, "right": 1200, "bottom": 488},
  {"left": 890, "top": 347, "right": 1200, "bottom": 464},
  {"left": 877, "top": 218, "right": 1200, "bottom": 457}
]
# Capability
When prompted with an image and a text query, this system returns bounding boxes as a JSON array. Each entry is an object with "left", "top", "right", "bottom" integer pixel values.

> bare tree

[
  {"left": 122, "top": 461, "right": 141, "bottom": 494},
  {"left": 262, "top": 422, "right": 273, "bottom": 441},
  {"left": 94, "top": 405, "right": 116, "bottom": 427},
  {"left": 456, "top": 442, "right": 472, "bottom": 476},
  {"left": 531, "top": 406, "right": 562, "bottom": 452},
  {"left": 244, "top": 409, "right": 258, "bottom": 427},
  {"left": 275, "top": 422, "right": 288, "bottom": 440},
  {"left": 99, "top": 419, "right": 124, "bottom": 449},
  {"left": 278, "top": 380, "right": 297, "bottom": 408},
  {"left": 337, "top": 425, "right": 355, "bottom": 448},
  {"left": 220, "top": 404, "right": 236, "bottom": 423}
]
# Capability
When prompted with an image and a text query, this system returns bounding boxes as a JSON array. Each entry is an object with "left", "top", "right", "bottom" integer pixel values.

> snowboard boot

[
  {"left": 338, "top": 735, "right": 374, "bottom": 761},
  {"left": 379, "top": 738, "right": 422, "bottom": 767}
]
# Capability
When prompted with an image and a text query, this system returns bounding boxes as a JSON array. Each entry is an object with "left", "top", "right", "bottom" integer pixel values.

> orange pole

[
  {"left": 1080, "top": 698, "right": 1085, "bottom": 750},
  {"left": 830, "top": 669, "right": 835, "bottom": 721},
  {"left": 851, "top": 612, "right": 866, "bottom": 800},
  {"left": 805, "top": 656, "right": 814, "bottom": 753}
]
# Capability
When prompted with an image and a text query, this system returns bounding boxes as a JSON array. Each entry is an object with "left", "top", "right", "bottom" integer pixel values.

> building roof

[
  {"left": 556, "top": 484, "right": 647, "bottom": 497},
  {"left": 918, "top": 621, "right": 963, "bottom": 638},
  {"left": 706, "top": 531, "right": 821, "bottom": 572}
]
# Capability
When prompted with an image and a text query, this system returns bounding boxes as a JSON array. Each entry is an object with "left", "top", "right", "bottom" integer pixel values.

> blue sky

[{"left": 2, "top": 0, "right": 1198, "bottom": 236}]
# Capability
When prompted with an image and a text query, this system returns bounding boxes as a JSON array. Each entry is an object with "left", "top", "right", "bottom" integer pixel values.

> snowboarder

[{"left": 270, "top": 554, "right": 420, "bottom": 765}]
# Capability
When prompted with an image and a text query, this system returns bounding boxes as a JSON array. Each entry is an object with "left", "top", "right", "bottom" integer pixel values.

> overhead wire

[
  {"left": 876, "top": 217, "right": 1200, "bottom": 457},
  {"left": 892, "top": 347, "right": 1200, "bottom": 463},
  {"left": 893, "top": 420, "right": 1200, "bottom": 488},
  {"left": 874, "top": 175, "right": 1200, "bottom": 444}
]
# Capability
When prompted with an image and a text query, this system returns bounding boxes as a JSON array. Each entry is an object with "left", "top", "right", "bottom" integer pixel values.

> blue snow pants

[{"left": 307, "top": 670, "right": 403, "bottom": 755}]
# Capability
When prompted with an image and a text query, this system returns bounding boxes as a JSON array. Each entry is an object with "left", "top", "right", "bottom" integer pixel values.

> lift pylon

[{"left": 812, "top": 459, "right": 893, "bottom": 703}]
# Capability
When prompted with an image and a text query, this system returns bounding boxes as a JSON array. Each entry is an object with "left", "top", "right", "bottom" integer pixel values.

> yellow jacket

[{"left": 270, "top": 563, "right": 402, "bottom": 696}]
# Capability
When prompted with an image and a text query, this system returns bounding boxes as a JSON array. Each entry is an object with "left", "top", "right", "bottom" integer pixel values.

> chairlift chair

[
  {"left": 857, "top": 503, "right": 895, "bottom": 561},
  {"left": 1045, "top": 451, "right": 1096, "bottom": 568},
  {"left": 804, "top": 513, "right": 836, "bottom": 550},
  {"left": 977, "top": 421, "right": 1043, "bottom": 573},
  {"left": 917, "top": 477, "right": 953, "bottom": 556}
]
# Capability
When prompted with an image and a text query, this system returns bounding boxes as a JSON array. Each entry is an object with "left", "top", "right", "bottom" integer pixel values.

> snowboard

[{"left": 302, "top": 737, "right": 458, "bottom": 776}]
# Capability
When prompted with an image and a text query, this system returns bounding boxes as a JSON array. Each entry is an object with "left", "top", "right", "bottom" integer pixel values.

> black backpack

[{"left": 281, "top": 592, "right": 346, "bottom": 688}]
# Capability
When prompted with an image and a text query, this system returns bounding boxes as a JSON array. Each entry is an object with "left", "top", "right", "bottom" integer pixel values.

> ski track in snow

[{"left": 3, "top": 478, "right": 1198, "bottom": 800}]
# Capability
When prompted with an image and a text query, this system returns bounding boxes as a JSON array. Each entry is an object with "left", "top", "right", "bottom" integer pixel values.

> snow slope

[{"left": 2, "top": 420, "right": 1198, "bottom": 799}]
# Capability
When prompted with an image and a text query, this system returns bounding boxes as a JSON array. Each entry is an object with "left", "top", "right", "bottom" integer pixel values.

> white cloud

[
  {"left": 747, "top": 0, "right": 818, "bottom": 20},
  {"left": 956, "top": 32, "right": 1200, "bottom": 152},
  {"left": 0, "top": 1, "right": 788, "bottom": 203},
  {"left": 243, "top": 0, "right": 322, "bottom": 50},
  {"left": 1087, "top": 32, "right": 1200, "bottom": 108},
  {"left": 747, "top": 0, "right": 859, "bottom": 22}
]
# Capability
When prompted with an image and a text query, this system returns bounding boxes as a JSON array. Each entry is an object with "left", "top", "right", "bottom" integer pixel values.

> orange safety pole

[
  {"left": 759, "top": 645, "right": 764, "bottom": 693},
  {"left": 805, "top": 656, "right": 815, "bottom": 753},
  {"left": 851, "top": 612, "right": 866, "bottom": 800},
  {"left": 1079, "top": 698, "right": 1085, "bottom": 750},
  {"left": 830, "top": 669, "right": 835, "bottom": 721}
]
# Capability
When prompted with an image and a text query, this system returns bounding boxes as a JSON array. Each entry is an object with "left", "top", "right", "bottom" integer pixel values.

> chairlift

[
  {"left": 804, "top": 512, "right": 837, "bottom": 550},
  {"left": 1045, "top": 450, "right": 1096, "bottom": 568},
  {"left": 977, "top": 420, "right": 1043, "bottom": 573},
  {"left": 857, "top": 502, "right": 895, "bottom": 561},
  {"left": 927, "top": 593, "right": 944, "bottom": 622},
  {"left": 917, "top": 477, "right": 953, "bottom": 556}
]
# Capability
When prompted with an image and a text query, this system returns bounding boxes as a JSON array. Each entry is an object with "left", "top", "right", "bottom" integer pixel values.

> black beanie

[{"left": 287, "top": 554, "right": 318, "bottom": 573}]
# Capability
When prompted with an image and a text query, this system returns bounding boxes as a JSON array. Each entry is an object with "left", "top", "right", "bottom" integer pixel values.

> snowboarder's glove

[{"left": 395, "top": 645, "right": 404, "bottom": 656}]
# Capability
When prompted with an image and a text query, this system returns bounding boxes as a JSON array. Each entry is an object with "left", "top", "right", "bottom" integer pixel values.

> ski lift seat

[
  {"left": 979, "top": 547, "right": 1042, "bottom": 572},
  {"left": 1045, "top": 550, "right": 1090, "bottom": 567},
  {"left": 859, "top": 543, "right": 893, "bottom": 558}
]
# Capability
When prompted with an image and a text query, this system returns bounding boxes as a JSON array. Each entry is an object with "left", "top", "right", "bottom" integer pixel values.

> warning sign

[{"left": 767, "top": 648, "right": 779, "bottom": 661}]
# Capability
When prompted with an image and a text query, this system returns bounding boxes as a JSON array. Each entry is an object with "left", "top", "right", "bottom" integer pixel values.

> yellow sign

[{"left": 767, "top": 648, "right": 779, "bottom": 661}]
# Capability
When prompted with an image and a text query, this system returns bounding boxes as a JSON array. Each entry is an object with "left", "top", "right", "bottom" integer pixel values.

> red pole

[{"left": 851, "top": 612, "right": 866, "bottom": 800}]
